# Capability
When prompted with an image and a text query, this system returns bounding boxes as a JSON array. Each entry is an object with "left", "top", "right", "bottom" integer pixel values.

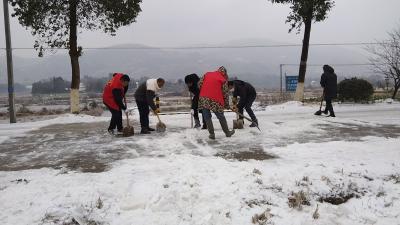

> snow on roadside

[
  {"left": 0, "top": 136, "right": 399, "bottom": 225},
  {"left": 0, "top": 101, "right": 399, "bottom": 225},
  {"left": 0, "top": 114, "right": 108, "bottom": 144}
]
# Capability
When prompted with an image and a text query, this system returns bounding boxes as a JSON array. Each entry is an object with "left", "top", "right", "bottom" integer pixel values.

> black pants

[
  {"left": 238, "top": 95, "right": 257, "bottom": 121},
  {"left": 193, "top": 109, "right": 207, "bottom": 124},
  {"left": 107, "top": 106, "right": 123, "bottom": 131},
  {"left": 193, "top": 109, "right": 199, "bottom": 120},
  {"left": 192, "top": 95, "right": 199, "bottom": 120},
  {"left": 192, "top": 95, "right": 206, "bottom": 124},
  {"left": 136, "top": 99, "right": 150, "bottom": 129},
  {"left": 324, "top": 99, "right": 335, "bottom": 115}
]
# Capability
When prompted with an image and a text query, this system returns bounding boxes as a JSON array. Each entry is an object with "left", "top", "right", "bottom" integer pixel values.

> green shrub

[{"left": 338, "top": 78, "right": 374, "bottom": 102}]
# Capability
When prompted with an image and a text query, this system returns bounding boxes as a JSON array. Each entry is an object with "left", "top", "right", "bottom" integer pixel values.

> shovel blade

[
  {"left": 122, "top": 126, "right": 134, "bottom": 137},
  {"left": 233, "top": 119, "right": 244, "bottom": 129},
  {"left": 314, "top": 110, "right": 322, "bottom": 116},
  {"left": 156, "top": 122, "right": 167, "bottom": 132}
]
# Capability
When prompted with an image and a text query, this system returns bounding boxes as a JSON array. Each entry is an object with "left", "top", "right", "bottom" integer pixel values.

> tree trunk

[
  {"left": 294, "top": 12, "right": 313, "bottom": 102},
  {"left": 69, "top": 0, "right": 80, "bottom": 114},
  {"left": 392, "top": 82, "right": 400, "bottom": 99}
]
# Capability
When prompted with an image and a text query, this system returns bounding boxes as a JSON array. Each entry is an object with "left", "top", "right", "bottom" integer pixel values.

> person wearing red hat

[{"left": 103, "top": 73, "right": 130, "bottom": 134}]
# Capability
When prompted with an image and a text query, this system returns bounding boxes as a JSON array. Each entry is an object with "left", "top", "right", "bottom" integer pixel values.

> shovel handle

[
  {"left": 232, "top": 108, "right": 261, "bottom": 132},
  {"left": 231, "top": 108, "right": 253, "bottom": 123},
  {"left": 123, "top": 97, "right": 130, "bottom": 127},
  {"left": 319, "top": 92, "right": 324, "bottom": 110},
  {"left": 155, "top": 112, "right": 162, "bottom": 123},
  {"left": 125, "top": 111, "right": 130, "bottom": 127}
]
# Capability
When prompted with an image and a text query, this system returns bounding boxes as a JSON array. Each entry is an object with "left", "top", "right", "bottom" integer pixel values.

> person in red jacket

[
  {"left": 103, "top": 73, "right": 130, "bottom": 134},
  {"left": 199, "top": 66, "right": 235, "bottom": 139}
]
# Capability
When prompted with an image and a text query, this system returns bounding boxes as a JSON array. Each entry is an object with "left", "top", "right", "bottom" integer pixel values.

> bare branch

[{"left": 367, "top": 26, "right": 400, "bottom": 98}]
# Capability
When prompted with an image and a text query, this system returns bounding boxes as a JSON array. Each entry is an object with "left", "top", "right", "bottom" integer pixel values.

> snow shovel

[
  {"left": 122, "top": 112, "right": 134, "bottom": 137},
  {"left": 314, "top": 94, "right": 324, "bottom": 116},
  {"left": 233, "top": 113, "right": 244, "bottom": 129},
  {"left": 232, "top": 109, "right": 261, "bottom": 132},
  {"left": 155, "top": 113, "right": 166, "bottom": 133}
]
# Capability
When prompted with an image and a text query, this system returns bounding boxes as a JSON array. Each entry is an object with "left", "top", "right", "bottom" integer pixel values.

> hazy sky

[{"left": 0, "top": 0, "right": 400, "bottom": 56}]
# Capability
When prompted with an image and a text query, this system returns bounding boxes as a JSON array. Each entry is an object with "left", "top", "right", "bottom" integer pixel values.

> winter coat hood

[
  {"left": 185, "top": 74, "right": 200, "bottom": 85},
  {"left": 323, "top": 65, "right": 335, "bottom": 74}
]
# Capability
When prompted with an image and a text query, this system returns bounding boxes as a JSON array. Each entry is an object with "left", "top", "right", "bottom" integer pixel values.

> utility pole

[
  {"left": 3, "top": 0, "right": 16, "bottom": 123},
  {"left": 280, "top": 64, "right": 283, "bottom": 96}
]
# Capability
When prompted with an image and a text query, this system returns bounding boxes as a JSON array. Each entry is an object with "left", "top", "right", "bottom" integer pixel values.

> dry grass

[
  {"left": 317, "top": 182, "right": 365, "bottom": 205},
  {"left": 385, "top": 174, "right": 400, "bottom": 184},
  {"left": 288, "top": 190, "right": 311, "bottom": 210},
  {"left": 252, "top": 209, "right": 273, "bottom": 225}
]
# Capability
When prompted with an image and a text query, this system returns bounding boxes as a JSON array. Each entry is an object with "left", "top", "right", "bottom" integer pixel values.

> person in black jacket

[
  {"left": 185, "top": 73, "right": 206, "bottom": 129},
  {"left": 228, "top": 80, "right": 258, "bottom": 127},
  {"left": 134, "top": 78, "right": 165, "bottom": 134},
  {"left": 320, "top": 65, "right": 338, "bottom": 117}
]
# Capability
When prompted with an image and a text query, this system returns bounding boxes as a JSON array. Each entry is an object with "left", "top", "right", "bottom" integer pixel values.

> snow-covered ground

[{"left": 0, "top": 102, "right": 400, "bottom": 225}]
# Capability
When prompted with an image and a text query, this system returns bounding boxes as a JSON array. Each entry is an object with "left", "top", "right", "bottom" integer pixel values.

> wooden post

[{"left": 3, "top": 0, "right": 16, "bottom": 123}]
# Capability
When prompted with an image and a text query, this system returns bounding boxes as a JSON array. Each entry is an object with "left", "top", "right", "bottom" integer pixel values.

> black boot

[
  {"left": 194, "top": 118, "right": 201, "bottom": 128},
  {"left": 140, "top": 128, "right": 151, "bottom": 134},
  {"left": 249, "top": 119, "right": 258, "bottom": 128},
  {"left": 202, "top": 123, "right": 207, "bottom": 130},
  {"left": 205, "top": 120, "right": 215, "bottom": 140},
  {"left": 327, "top": 105, "right": 335, "bottom": 117},
  {"left": 219, "top": 117, "right": 235, "bottom": 137},
  {"left": 327, "top": 113, "right": 336, "bottom": 117}
]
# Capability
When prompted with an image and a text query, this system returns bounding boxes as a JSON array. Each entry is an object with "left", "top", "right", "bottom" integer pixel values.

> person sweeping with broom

[
  {"left": 320, "top": 65, "right": 337, "bottom": 117},
  {"left": 199, "top": 66, "right": 235, "bottom": 140},
  {"left": 134, "top": 78, "right": 165, "bottom": 134},
  {"left": 102, "top": 73, "right": 131, "bottom": 135}
]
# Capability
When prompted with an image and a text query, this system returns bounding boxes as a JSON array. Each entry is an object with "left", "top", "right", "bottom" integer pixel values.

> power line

[
  {"left": 0, "top": 42, "right": 384, "bottom": 51},
  {"left": 281, "top": 63, "right": 375, "bottom": 67}
]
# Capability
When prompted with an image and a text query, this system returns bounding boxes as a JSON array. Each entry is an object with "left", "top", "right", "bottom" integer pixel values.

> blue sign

[{"left": 286, "top": 76, "right": 298, "bottom": 92}]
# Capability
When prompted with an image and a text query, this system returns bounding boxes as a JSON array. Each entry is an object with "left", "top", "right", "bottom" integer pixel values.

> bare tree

[{"left": 368, "top": 27, "right": 400, "bottom": 99}]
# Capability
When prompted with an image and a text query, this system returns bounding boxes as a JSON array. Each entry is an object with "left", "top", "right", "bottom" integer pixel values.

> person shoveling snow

[
  {"left": 185, "top": 73, "right": 206, "bottom": 129},
  {"left": 134, "top": 78, "right": 165, "bottom": 134},
  {"left": 199, "top": 66, "right": 235, "bottom": 140},
  {"left": 228, "top": 80, "right": 259, "bottom": 128},
  {"left": 102, "top": 73, "right": 131, "bottom": 135}
]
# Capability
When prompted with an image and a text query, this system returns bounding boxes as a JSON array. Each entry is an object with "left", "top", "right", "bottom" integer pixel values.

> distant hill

[{"left": 0, "top": 39, "right": 375, "bottom": 89}]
